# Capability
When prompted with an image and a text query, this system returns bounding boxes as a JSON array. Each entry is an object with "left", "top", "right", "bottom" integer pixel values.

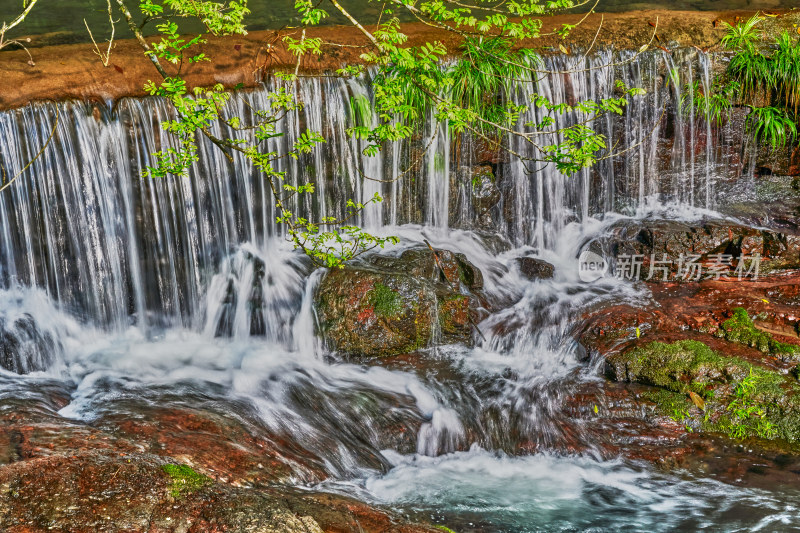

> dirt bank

[{"left": 0, "top": 9, "right": 794, "bottom": 111}]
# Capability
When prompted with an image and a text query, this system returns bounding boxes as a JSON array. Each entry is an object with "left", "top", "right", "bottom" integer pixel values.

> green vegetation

[
  {"left": 349, "top": 93, "right": 374, "bottom": 129},
  {"left": 723, "top": 369, "right": 777, "bottom": 440},
  {"left": 685, "top": 14, "right": 799, "bottom": 151},
  {"left": 716, "top": 307, "right": 800, "bottom": 360},
  {"left": 614, "top": 339, "right": 751, "bottom": 396},
  {"left": 368, "top": 283, "right": 401, "bottom": 317},
  {"left": 435, "top": 527, "right": 458, "bottom": 533},
  {"left": 162, "top": 464, "right": 212, "bottom": 498},
  {"left": 620, "top": 339, "right": 800, "bottom": 442}
]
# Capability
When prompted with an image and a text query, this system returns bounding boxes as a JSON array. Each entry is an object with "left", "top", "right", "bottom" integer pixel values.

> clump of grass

[
  {"left": 722, "top": 368, "right": 778, "bottom": 440},
  {"left": 684, "top": 14, "right": 800, "bottom": 150},
  {"left": 162, "top": 464, "right": 212, "bottom": 498}
]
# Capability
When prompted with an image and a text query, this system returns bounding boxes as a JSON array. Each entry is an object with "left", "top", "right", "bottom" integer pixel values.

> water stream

[{"left": 0, "top": 49, "right": 797, "bottom": 530}]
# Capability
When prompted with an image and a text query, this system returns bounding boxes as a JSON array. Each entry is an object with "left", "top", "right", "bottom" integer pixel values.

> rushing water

[{"left": 0, "top": 49, "right": 794, "bottom": 531}]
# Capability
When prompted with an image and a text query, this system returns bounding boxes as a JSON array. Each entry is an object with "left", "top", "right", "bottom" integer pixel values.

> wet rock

[
  {"left": 604, "top": 339, "right": 800, "bottom": 444},
  {"left": 600, "top": 218, "right": 800, "bottom": 280},
  {"left": 577, "top": 270, "right": 800, "bottom": 361},
  {"left": 516, "top": 257, "right": 555, "bottom": 280},
  {"left": 315, "top": 246, "right": 485, "bottom": 357},
  {"left": 790, "top": 147, "right": 800, "bottom": 177},
  {"left": 0, "top": 396, "right": 438, "bottom": 533},
  {"left": 467, "top": 165, "right": 501, "bottom": 226},
  {"left": 0, "top": 450, "right": 437, "bottom": 533},
  {"left": 0, "top": 315, "right": 60, "bottom": 374}
]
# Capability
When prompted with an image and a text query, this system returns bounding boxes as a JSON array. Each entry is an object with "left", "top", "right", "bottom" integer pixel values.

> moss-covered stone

[
  {"left": 438, "top": 295, "right": 471, "bottom": 339},
  {"left": 609, "top": 339, "right": 800, "bottom": 443},
  {"left": 315, "top": 246, "right": 483, "bottom": 357},
  {"left": 717, "top": 307, "right": 800, "bottom": 360},
  {"left": 606, "top": 340, "right": 752, "bottom": 395}
]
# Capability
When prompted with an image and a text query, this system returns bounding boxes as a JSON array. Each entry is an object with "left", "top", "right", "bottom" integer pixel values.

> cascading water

[{"left": 0, "top": 48, "right": 792, "bottom": 531}]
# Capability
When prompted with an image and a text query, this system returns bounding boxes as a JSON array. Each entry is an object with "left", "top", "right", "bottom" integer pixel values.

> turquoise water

[{"left": 356, "top": 449, "right": 800, "bottom": 532}]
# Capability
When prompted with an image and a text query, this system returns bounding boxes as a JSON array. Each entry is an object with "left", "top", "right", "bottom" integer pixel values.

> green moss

[
  {"left": 435, "top": 527, "right": 458, "bottom": 533},
  {"left": 642, "top": 389, "right": 693, "bottom": 428},
  {"left": 368, "top": 283, "right": 402, "bottom": 317},
  {"left": 613, "top": 340, "right": 750, "bottom": 396},
  {"left": 627, "top": 340, "right": 800, "bottom": 443},
  {"left": 718, "top": 307, "right": 800, "bottom": 360},
  {"left": 162, "top": 464, "right": 212, "bottom": 498}
]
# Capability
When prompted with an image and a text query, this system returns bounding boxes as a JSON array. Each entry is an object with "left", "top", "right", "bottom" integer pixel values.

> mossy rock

[
  {"left": 315, "top": 246, "right": 483, "bottom": 357},
  {"left": 606, "top": 339, "right": 751, "bottom": 394},
  {"left": 608, "top": 339, "right": 800, "bottom": 443},
  {"left": 716, "top": 307, "right": 800, "bottom": 360}
]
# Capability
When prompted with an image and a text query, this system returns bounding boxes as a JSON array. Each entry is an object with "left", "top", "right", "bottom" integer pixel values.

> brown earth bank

[{"left": 0, "top": 9, "right": 796, "bottom": 111}]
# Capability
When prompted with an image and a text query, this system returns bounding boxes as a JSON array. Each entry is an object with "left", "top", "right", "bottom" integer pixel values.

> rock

[
  {"left": 0, "top": 450, "right": 438, "bottom": 533},
  {"left": 468, "top": 166, "right": 501, "bottom": 226},
  {"left": 0, "top": 396, "right": 439, "bottom": 533},
  {"left": 0, "top": 314, "right": 60, "bottom": 374},
  {"left": 315, "top": 246, "right": 484, "bottom": 357},
  {"left": 604, "top": 339, "right": 800, "bottom": 444},
  {"left": 600, "top": 218, "right": 800, "bottom": 280},
  {"left": 790, "top": 147, "right": 800, "bottom": 177},
  {"left": 516, "top": 257, "right": 555, "bottom": 280}
]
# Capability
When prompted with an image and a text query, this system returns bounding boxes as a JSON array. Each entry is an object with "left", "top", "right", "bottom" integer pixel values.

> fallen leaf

[
  {"left": 593, "top": 405, "right": 599, "bottom": 415},
  {"left": 234, "top": 44, "right": 242, "bottom": 51},
  {"left": 635, "top": 327, "right": 641, "bottom": 338},
  {"left": 558, "top": 43, "right": 569, "bottom": 55},
  {"left": 648, "top": 21, "right": 656, "bottom": 27},
  {"left": 113, "top": 64, "right": 124, "bottom": 74},
  {"left": 689, "top": 391, "right": 705, "bottom": 411},
  {"left": 761, "top": 298, "right": 769, "bottom": 304}
]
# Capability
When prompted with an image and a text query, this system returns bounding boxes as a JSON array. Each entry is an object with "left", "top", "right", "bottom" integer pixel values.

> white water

[
  {"left": 0, "top": 49, "right": 782, "bottom": 531},
  {"left": 358, "top": 448, "right": 800, "bottom": 532}
]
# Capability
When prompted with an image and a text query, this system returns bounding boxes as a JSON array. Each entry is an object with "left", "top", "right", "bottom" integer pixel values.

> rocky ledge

[{"left": 578, "top": 261, "right": 800, "bottom": 453}]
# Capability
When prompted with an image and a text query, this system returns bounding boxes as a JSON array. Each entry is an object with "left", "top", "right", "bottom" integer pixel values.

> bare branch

[{"left": 85, "top": 0, "right": 117, "bottom": 67}]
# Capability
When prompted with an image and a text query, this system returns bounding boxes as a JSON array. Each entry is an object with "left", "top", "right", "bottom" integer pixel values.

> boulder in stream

[
  {"left": 315, "top": 246, "right": 485, "bottom": 357},
  {"left": 516, "top": 257, "right": 555, "bottom": 280}
]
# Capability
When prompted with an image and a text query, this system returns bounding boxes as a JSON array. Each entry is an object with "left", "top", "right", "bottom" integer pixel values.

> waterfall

[{"left": 0, "top": 49, "right": 744, "bottom": 333}]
